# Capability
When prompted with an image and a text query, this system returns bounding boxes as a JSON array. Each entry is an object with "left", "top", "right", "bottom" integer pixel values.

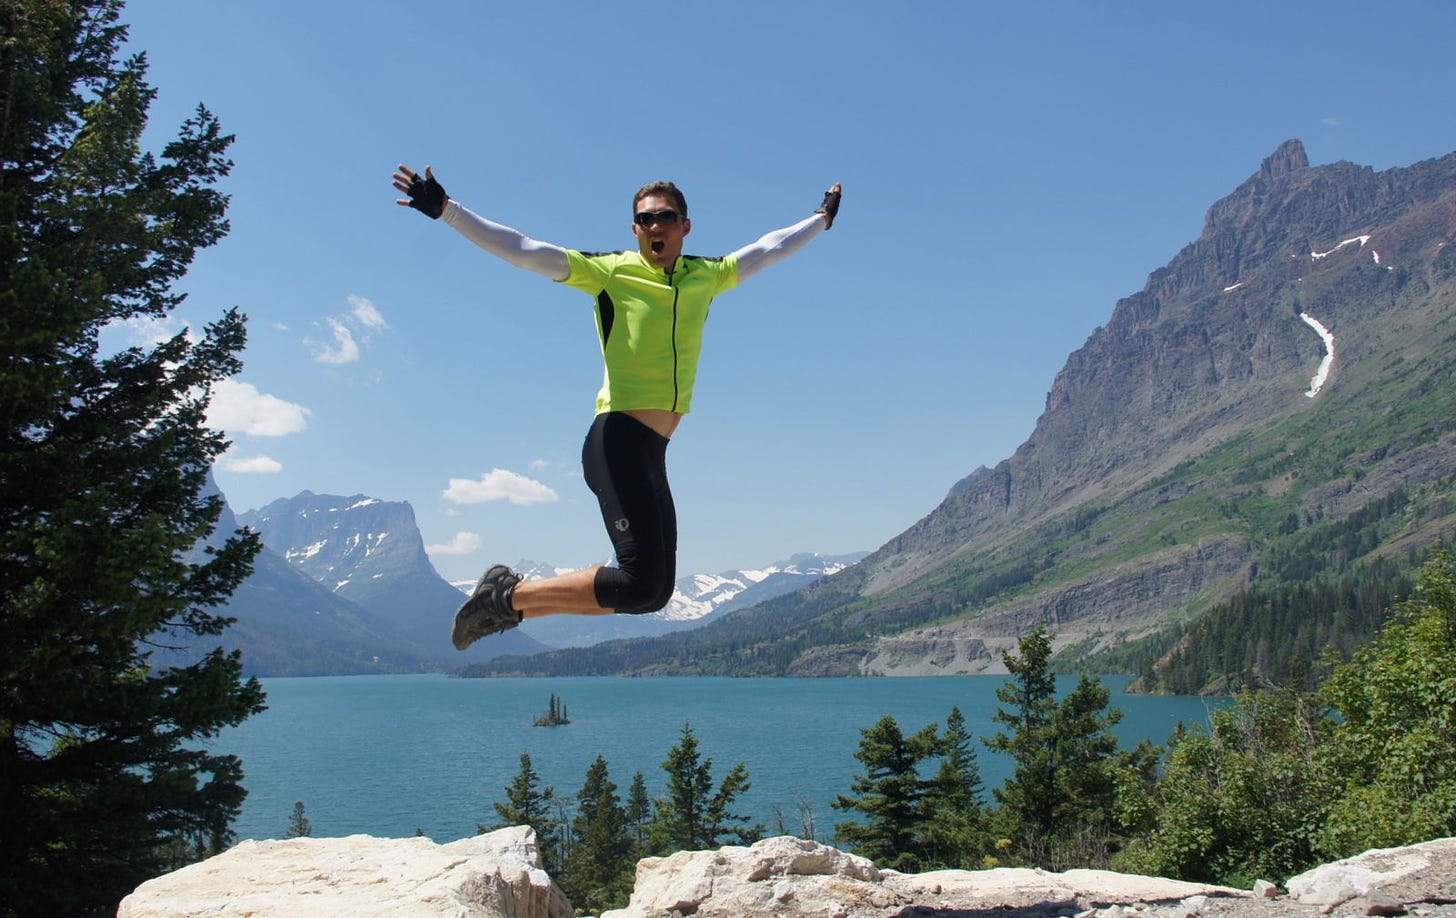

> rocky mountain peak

[
  {"left": 239, "top": 492, "right": 426, "bottom": 592},
  {"left": 1259, "top": 137, "right": 1309, "bottom": 179},
  {"left": 1032, "top": 140, "right": 1456, "bottom": 481}
]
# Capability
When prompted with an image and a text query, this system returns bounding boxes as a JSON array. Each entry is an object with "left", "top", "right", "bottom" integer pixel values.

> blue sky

[{"left": 120, "top": 1, "right": 1456, "bottom": 583}]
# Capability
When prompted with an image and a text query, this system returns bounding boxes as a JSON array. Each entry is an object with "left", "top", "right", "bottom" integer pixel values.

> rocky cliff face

[
  {"left": 239, "top": 491, "right": 458, "bottom": 614},
  {"left": 866, "top": 141, "right": 1456, "bottom": 596},
  {"left": 862, "top": 536, "right": 1259, "bottom": 676}
]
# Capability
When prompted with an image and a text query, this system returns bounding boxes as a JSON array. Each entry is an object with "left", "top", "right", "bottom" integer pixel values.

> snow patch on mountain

[
  {"left": 1299, "top": 312, "right": 1336, "bottom": 398},
  {"left": 1311, "top": 234, "right": 1369, "bottom": 259},
  {"left": 287, "top": 539, "right": 329, "bottom": 563}
]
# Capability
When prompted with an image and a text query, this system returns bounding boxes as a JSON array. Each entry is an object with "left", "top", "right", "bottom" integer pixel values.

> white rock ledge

[
  {"left": 117, "top": 826, "right": 572, "bottom": 918},
  {"left": 602, "top": 836, "right": 1244, "bottom": 918},
  {"left": 118, "top": 831, "right": 1456, "bottom": 918}
]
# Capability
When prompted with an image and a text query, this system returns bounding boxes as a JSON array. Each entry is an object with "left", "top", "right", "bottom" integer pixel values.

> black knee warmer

[{"left": 596, "top": 562, "right": 674, "bottom": 614}]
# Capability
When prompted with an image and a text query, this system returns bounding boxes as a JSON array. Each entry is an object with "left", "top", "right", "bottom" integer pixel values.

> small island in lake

[{"left": 533, "top": 693, "right": 570, "bottom": 727}]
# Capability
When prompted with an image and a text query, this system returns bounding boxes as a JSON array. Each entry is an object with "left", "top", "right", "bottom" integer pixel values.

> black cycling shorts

[{"left": 581, "top": 412, "right": 677, "bottom": 613}]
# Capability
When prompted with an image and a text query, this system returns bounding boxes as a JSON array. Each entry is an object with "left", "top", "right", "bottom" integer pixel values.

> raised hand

[
  {"left": 392, "top": 164, "right": 448, "bottom": 219},
  {"left": 816, "top": 183, "right": 842, "bottom": 230}
]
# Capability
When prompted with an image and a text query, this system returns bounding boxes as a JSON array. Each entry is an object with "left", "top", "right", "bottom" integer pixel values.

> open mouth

[{"left": 651, "top": 240, "right": 665, "bottom": 254}]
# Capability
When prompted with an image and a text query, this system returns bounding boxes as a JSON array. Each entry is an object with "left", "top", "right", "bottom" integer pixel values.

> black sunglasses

[{"left": 633, "top": 209, "right": 682, "bottom": 228}]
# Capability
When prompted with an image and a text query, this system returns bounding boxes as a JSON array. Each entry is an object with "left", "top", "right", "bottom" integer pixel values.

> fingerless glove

[
  {"left": 407, "top": 172, "right": 448, "bottom": 219},
  {"left": 816, "top": 187, "right": 841, "bottom": 230}
]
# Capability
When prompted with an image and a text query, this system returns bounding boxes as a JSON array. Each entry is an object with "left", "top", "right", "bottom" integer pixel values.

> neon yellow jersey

[{"left": 561, "top": 249, "right": 739, "bottom": 415}]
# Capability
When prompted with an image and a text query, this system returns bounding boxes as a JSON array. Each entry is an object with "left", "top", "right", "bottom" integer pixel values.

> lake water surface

[{"left": 218, "top": 674, "right": 1223, "bottom": 843}]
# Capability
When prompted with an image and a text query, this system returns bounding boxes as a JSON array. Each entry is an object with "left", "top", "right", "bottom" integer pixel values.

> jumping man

[{"left": 391, "top": 165, "right": 841, "bottom": 649}]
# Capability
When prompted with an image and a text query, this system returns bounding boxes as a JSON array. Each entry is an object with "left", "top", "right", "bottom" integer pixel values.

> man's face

[{"left": 632, "top": 192, "right": 690, "bottom": 270}]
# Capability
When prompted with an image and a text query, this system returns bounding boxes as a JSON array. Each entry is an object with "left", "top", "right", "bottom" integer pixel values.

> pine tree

[
  {"left": 1, "top": 2, "right": 265, "bottom": 914},
  {"left": 649, "top": 722, "right": 761, "bottom": 853},
  {"left": 284, "top": 801, "right": 312, "bottom": 839},
  {"left": 560, "top": 755, "right": 633, "bottom": 913},
  {"left": 831, "top": 714, "right": 938, "bottom": 871},
  {"left": 623, "top": 771, "right": 651, "bottom": 851},
  {"left": 705, "top": 760, "right": 759, "bottom": 846},
  {"left": 985, "top": 625, "right": 1059, "bottom": 845},
  {"left": 487, "top": 752, "right": 562, "bottom": 872},
  {"left": 920, "top": 707, "right": 989, "bottom": 868},
  {"left": 986, "top": 626, "right": 1131, "bottom": 868},
  {"left": 1049, "top": 676, "right": 1123, "bottom": 828}
]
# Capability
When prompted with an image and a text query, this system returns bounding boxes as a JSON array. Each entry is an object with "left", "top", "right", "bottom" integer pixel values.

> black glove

[
  {"left": 406, "top": 171, "right": 448, "bottom": 219},
  {"left": 816, "top": 186, "right": 841, "bottom": 230}
]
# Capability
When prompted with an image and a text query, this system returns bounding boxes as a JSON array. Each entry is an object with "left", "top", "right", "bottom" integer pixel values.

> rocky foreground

[{"left": 117, "top": 829, "right": 1456, "bottom": 918}]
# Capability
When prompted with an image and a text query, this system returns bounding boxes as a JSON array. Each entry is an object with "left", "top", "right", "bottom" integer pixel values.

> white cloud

[
  {"left": 207, "top": 379, "right": 311, "bottom": 436},
  {"left": 444, "top": 469, "right": 559, "bottom": 506},
  {"left": 1321, "top": 116, "right": 1342, "bottom": 127},
  {"left": 310, "top": 317, "right": 360, "bottom": 365},
  {"left": 307, "top": 295, "right": 389, "bottom": 365},
  {"left": 426, "top": 531, "right": 483, "bottom": 556},
  {"left": 529, "top": 458, "right": 550, "bottom": 471},
  {"left": 218, "top": 452, "right": 283, "bottom": 474},
  {"left": 348, "top": 294, "right": 388, "bottom": 330},
  {"left": 131, "top": 316, "right": 185, "bottom": 346},
  {"left": 102, "top": 315, "right": 196, "bottom": 349}
]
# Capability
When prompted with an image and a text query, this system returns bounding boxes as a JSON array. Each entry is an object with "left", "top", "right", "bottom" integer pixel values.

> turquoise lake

[{"left": 217, "top": 674, "right": 1224, "bottom": 843}]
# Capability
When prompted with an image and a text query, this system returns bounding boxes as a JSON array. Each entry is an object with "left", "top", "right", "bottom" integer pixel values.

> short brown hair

[{"left": 632, "top": 181, "right": 688, "bottom": 217}]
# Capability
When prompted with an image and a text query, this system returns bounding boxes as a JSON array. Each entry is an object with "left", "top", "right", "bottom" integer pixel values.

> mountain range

[
  {"left": 189, "top": 483, "right": 862, "bottom": 675},
  {"left": 468, "top": 139, "right": 1456, "bottom": 680},
  {"left": 509, "top": 553, "right": 867, "bottom": 648}
]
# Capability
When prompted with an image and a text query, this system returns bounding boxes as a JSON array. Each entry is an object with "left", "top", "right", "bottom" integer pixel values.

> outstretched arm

[
  {"left": 732, "top": 183, "right": 841, "bottom": 283},
  {"left": 392, "top": 164, "right": 570, "bottom": 282}
]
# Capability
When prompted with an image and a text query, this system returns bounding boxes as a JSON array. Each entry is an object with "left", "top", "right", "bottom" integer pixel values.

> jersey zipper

[{"left": 669, "top": 269, "right": 681, "bottom": 412}]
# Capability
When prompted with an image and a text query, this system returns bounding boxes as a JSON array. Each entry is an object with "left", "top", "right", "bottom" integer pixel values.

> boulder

[
  {"left": 601, "top": 835, "right": 1245, "bottom": 918},
  {"left": 1286, "top": 837, "right": 1456, "bottom": 908},
  {"left": 116, "top": 826, "right": 571, "bottom": 918}
]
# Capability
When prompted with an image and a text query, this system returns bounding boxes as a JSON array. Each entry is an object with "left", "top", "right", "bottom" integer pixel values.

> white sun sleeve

[
  {"left": 441, "top": 200, "right": 571, "bottom": 281},
  {"left": 730, "top": 213, "right": 827, "bottom": 283}
]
